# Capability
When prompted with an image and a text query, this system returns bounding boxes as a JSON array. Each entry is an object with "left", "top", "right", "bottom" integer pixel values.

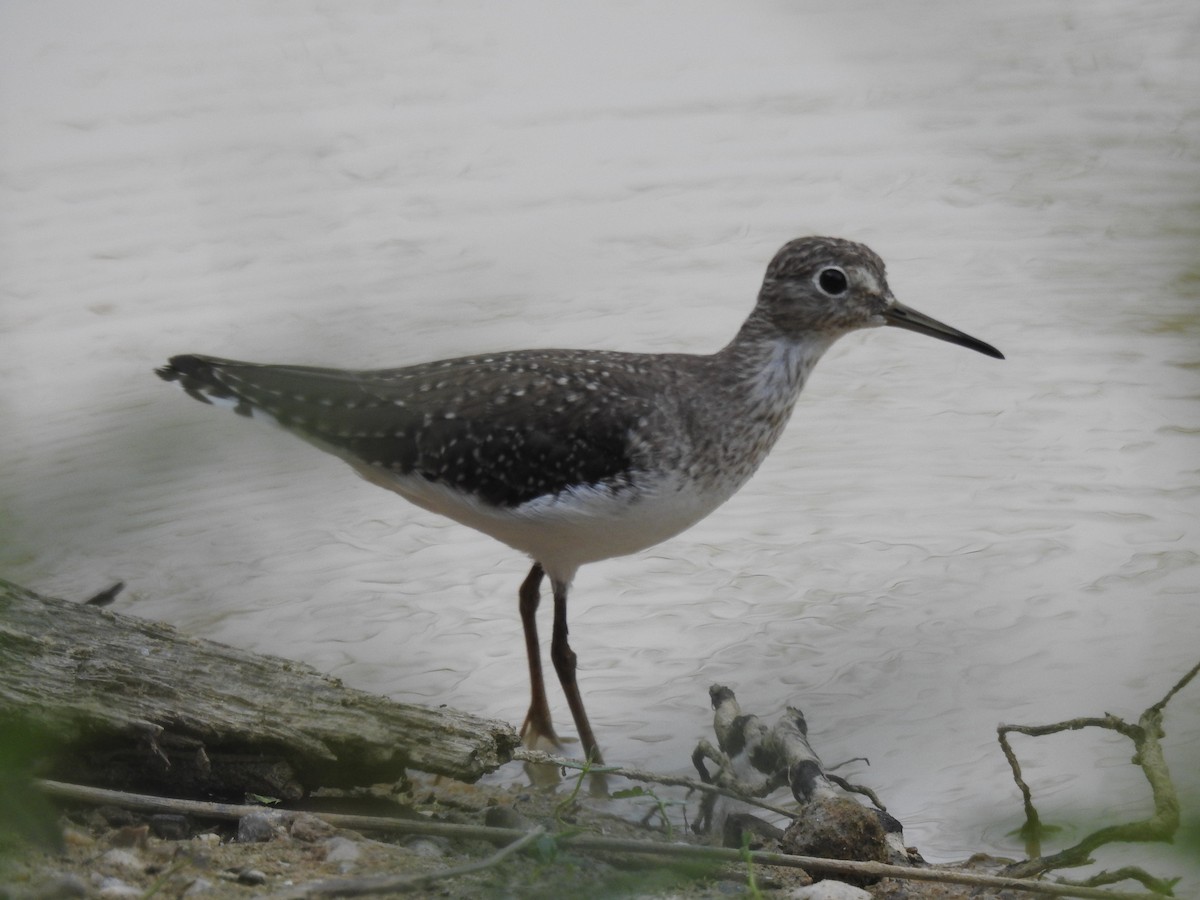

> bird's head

[{"left": 756, "top": 236, "right": 1004, "bottom": 359}]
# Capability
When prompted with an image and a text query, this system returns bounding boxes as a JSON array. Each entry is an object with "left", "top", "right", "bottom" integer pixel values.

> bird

[{"left": 157, "top": 236, "right": 1003, "bottom": 768}]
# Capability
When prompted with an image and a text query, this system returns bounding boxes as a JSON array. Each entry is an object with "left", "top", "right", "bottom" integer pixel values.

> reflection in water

[{"left": 2, "top": 0, "right": 1197, "bottom": 878}]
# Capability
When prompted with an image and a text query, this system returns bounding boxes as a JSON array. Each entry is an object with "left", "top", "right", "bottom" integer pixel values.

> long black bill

[{"left": 884, "top": 301, "right": 1004, "bottom": 360}]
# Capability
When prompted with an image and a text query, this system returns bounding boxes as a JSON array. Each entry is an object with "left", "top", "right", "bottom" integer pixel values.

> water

[{"left": 3, "top": 0, "right": 1198, "bottom": 880}]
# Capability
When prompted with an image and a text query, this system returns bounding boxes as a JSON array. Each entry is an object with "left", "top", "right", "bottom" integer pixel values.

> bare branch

[
  {"left": 1150, "top": 659, "right": 1200, "bottom": 715},
  {"left": 997, "top": 663, "right": 1196, "bottom": 884}
]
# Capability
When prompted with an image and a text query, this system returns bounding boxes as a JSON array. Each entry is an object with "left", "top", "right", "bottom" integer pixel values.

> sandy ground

[{"left": 1, "top": 776, "right": 1028, "bottom": 900}]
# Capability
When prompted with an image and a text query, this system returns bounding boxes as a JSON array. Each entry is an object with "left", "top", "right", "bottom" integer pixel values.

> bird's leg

[
  {"left": 549, "top": 579, "right": 605, "bottom": 768},
  {"left": 518, "top": 562, "right": 559, "bottom": 749}
]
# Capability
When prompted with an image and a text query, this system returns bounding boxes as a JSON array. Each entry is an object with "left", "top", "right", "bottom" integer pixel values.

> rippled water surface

[{"left": 3, "top": 0, "right": 1198, "bottom": 879}]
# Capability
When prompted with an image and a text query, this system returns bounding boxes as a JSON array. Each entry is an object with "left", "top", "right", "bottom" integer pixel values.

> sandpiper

[{"left": 158, "top": 236, "right": 1003, "bottom": 766}]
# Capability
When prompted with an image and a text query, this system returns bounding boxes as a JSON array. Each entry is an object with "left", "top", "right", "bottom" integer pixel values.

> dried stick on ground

[{"left": 998, "top": 660, "right": 1199, "bottom": 889}]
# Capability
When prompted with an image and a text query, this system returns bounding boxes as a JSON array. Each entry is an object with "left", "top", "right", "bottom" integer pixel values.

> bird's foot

[{"left": 519, "top": 716, "right": 566, "bottom": 789}]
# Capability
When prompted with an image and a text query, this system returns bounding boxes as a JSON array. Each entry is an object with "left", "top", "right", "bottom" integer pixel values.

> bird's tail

[{"left": 156, "top": 354, "right": 259, "bottom": 416}]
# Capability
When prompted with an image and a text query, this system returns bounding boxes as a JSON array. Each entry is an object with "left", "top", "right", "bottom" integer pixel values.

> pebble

[
  {"left": 236, "top": 869, "right": 267, "bottom": 886},
  {"left": 93, "top": 877, "right": 142, "bottom": 898},
  {"left": 25, "top": 873, "right": 88, "bottom": 900},
  {"left": 323, "top": 836, "right": 361, "bottom": 863},
  {"left": 107, "top": 825, "right": 149, "bottom": 849},
  {"left": 484, "top": 806, "right": 530, "bottom": 830},
  {"left": 786, "top": 882, "right": 872, "bottom": 900},
  {"left": 288, "top": 813, "right": 334, "bottom": 843},
  {"left": 183, "top": 878, "right": 215, "bottom": 896},
  {"left": 405, "top": 838, "right": 445, "bottom": 858},
  {"left": 60, "top": 827, "right": 96, "bottom": 850},
  {"left": 150, "top": 813, "right": 191, "bottom": 840},
  {"left": 236, "top": 812, "right": 277, "bottom": 843},
  {"left": 95, "top": 806, "right": 137, "bottom": 828},
  {"left": 97, "top": 849, "right": 142, "bottom": 876}
]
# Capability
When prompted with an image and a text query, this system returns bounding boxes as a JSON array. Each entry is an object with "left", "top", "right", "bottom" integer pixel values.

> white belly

[{"left": 352, "top": 462, "right": 731, "bottom": 584}]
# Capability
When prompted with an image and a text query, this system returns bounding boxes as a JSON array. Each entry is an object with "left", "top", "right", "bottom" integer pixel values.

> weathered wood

[
  {"left": 691, "top": 683, "right": 899, "bottom": 877},
  {"left": 0, "top": 579, "right": 519, "bottom": 798}
]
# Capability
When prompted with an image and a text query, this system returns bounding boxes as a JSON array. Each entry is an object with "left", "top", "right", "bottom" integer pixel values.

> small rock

[
  {"left": 323, "top": 836, "right": 361, "bottom": 863},
  {"left": 150, "top": 814, "right": 190, "bottom": 840},
  {"left": 26, "top": 873, "right": 89, "bottom": 900},
  {"left": 94, "top": 877, "right": 142, "bottom": 898},
  {"left": 236, "top": 869, "right": 267, "bottom": 886},
  {"left": 786, "top": 882, "right": 872, "bottom": 900},
  {"left": 61, "top": 827, "right": 96, "bottom": 850},
  {"left": 96, "top": 806, "right": 138, "bottom": 828},
  {"left": 193, "top": 832, "right": 221, "bottom": 846},
  {"left": 781, "top": 797, "right": 886, "bottom": 886},
  {"left": 484, "top": 806, "right": 530, "bottom": 830},
  {"left": 108, "top": 825, "right": 149, "bottom": 849},
  {"left": 236, "top": 812, "right": 277, "bottom": 843},
  {"left": 183, "top": 878, "right": 215, "bottom": 896},
  {"left": 97, "top": 849, "right": 143, "bottom": 876},
  {"left": 288, "top": 813, "right": 334, "bottom": 843},
  {"left": 405, "top": 838, "right": 445, "bottom": 858}
]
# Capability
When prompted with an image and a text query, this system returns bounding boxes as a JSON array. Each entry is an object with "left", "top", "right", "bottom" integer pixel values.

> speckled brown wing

[{"left": 158, "top": 352, "right": 663, "bottom": 508}]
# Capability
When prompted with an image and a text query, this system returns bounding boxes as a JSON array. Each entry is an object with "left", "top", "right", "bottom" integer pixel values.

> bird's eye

[{"left": 816, "top": 266, "right": 849, "bottom": 296}]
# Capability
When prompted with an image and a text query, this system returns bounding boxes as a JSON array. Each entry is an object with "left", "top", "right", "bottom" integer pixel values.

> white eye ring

[{"left": 814, "top": 266, "right": 849, "bottom": 296}]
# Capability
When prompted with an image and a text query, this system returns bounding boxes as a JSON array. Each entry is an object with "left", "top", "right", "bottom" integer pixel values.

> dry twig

[{"left": 997, "top": 660, "right": 1198, "bottom": 888}]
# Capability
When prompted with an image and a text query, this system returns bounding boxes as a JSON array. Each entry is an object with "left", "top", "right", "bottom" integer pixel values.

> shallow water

[{"left": 3, "top": 0, "right": 1198, "bottom": 879}]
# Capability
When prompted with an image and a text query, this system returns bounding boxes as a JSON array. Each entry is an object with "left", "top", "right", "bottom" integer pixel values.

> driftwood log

[{"left": 0, "top": 579, "right": 519, "bottom": 799}]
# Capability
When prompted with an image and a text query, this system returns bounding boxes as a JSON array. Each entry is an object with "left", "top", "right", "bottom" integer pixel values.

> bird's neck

[
  {"left": 669, "top": 322, "right": 837, "bottom": 496},
  {"left": 714, "top": 317, "right": 837, "bottom": 411}
]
